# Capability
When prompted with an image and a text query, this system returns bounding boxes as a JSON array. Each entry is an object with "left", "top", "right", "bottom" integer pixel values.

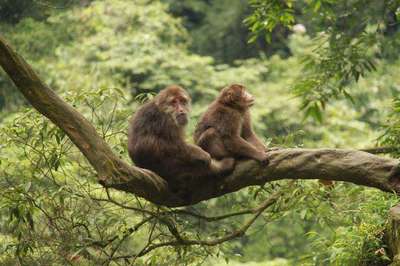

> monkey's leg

[
  {"left": 246, "top": 135, "right": 266, "bottom": 152},
  {"left": 197, "top": 128, "right": 230, "bottom": 159},
  {"left": 196, "top": 128, "right": 234, "bottom": 174},
  {"left": 185, "top": 144, "right": 212, "bottom": 165},
  {"left": 224, "top": 136, "right": 268, "bottom": 164}
]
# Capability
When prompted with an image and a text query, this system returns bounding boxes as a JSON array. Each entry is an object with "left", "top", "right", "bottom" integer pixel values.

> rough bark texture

[{"left": 1, "top": 35, "right": 400, "bottom": 207}]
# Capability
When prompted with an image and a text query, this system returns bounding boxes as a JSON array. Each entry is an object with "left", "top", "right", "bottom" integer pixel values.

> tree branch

[{"left": 1, "top": 35, "right": 400, "bottom": 207}]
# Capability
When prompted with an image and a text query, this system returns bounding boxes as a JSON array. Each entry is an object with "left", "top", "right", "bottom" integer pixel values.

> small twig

[
  {"left": 88, "top": 216, "right": 153, "bottom": 249},
  {"left": 104, "top": 101, "right": 118, "bottom": 137}
]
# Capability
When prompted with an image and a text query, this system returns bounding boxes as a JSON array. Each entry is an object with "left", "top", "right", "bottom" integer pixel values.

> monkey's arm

[
  {"left": 183, "top": 144, "right": 212, "bottom": 165},
  {"left": 215, "top": 111, "right": 266, "bottom": 163},
  {"left": 242, "top": 111, "right": 266, "bottom": 151},
  {"left": 184, "top": 143, "right": 234, "bottom": 174}
]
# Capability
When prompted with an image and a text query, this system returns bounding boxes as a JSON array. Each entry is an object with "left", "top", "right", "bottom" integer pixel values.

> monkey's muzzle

[{"left": 176, "top": 113, "right": 188, "bottom": 126}]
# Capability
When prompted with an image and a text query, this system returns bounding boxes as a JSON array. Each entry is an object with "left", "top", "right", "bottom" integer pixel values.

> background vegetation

[{"left": 1, "top": 0, "right": 400, "bottom": 265}]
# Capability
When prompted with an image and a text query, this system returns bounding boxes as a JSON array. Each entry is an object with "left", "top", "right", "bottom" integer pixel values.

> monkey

[
  {"left": 194, "top": 84, "right": 269, "bottom": 165},
  {"left": 128, "top": 85, "right": 234, "bottom": 196}
]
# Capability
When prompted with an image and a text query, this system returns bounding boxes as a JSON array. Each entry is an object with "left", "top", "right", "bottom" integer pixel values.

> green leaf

[{"left": 24, "top": 182, "right": 31, "bottom": 192}]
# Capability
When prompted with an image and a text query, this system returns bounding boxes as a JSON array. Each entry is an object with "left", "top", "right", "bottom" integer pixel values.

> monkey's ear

[
  {"left": 221, "top": 91, "right": 234, "bottom": 105},
  {"left": 154, "top": 95, "right": 164, "bottom": 106}
]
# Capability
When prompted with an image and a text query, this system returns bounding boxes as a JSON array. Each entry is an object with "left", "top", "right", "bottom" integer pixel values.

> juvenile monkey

[
  {"left": 194, "top": 84, "right": 269, "bottom": 164},
  {"left": 128, "top": 85, "right": 234, "bottom": 195}
]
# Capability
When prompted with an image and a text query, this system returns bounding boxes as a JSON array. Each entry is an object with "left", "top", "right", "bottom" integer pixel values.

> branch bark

[{"left": 1, "top": 35, "right": 400, "bottom": 207}]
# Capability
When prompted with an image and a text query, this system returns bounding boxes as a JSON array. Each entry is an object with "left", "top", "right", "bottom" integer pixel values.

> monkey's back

[
  {"left": 194, "top": 101, "right": 241, "bottom": 140},
  {"left": 129, "top": 102, "right": 173, "bottom": 168},
  {"left": 128, "top": 101, "right": 196, "bottom": 184}
]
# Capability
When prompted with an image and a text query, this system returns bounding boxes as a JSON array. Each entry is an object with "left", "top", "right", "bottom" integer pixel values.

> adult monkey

[
  {"left": 128, "top": 85, "right": 234, "bottom": 197},
  {"left": 194, "top": 84, "right": 269, "bottom": 164}
]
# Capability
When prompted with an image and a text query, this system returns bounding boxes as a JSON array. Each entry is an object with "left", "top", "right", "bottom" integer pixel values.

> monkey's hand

[
  {"left": 187, "top": 144, "right": 212, "bottom": 165},
  {"left": 197, "top": 152, "right": 212, "bottom": 165},
  {"left": 256, "top": 151, "right": 270, "bottom": 166},
  {"left": 210, "top": 158, "right": 235, "bottom": 175}
]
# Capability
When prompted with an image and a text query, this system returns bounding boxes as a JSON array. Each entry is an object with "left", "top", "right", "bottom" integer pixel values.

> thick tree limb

[{"left": 1, "top": 35, "right": 400, "bottom": 207}]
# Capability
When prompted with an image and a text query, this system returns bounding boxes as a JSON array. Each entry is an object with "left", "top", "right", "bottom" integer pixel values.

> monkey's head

[
  {"left": 155, "top": 85, "right": 191, "bottom": 126},
  {"left": 218, "top": 84, "right": 254, "bottom": 110}
]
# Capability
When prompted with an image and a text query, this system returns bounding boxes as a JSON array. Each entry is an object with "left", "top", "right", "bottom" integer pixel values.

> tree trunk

[{"left": 387, "top": 204, "right": 400, "bottom": 265}]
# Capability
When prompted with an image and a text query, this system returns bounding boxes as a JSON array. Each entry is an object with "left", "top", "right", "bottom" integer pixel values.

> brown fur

[
  {"left": 128, "top": 85, "right": 234, "bottom": 196},
  {"left": 194, "top": 84, "right": 269, "bottom": 164}
]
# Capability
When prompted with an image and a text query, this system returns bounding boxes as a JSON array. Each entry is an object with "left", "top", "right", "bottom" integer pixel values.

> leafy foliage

[{"left": 246, "top": 0, "right": 400, "bottom": 120}]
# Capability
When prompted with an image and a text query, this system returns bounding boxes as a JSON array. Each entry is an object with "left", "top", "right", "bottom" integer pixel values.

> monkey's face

[
  {"left": 156, "top": 86, "right": 191, "bottom": 127},
  {"left": 220, "top": 84, "right": 254, "bottom": 110},
  {"left": 169, "top": 95, "right": 190, "bottom": 126}
]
